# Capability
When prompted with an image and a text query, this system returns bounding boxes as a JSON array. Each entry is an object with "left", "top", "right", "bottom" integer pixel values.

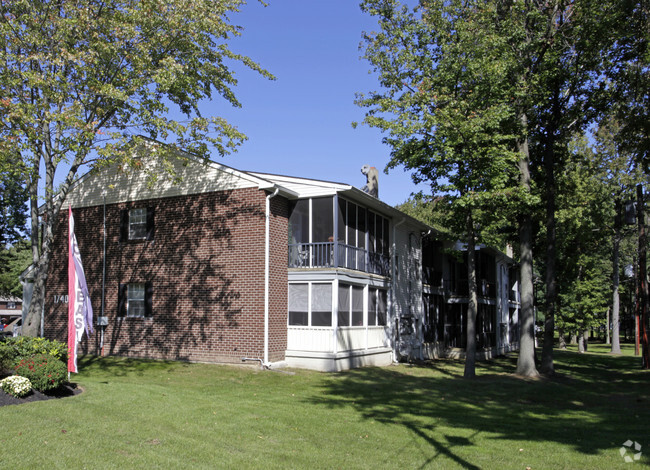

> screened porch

[{"left": 287, "top": 196, "right": 391, "bottom": 276}]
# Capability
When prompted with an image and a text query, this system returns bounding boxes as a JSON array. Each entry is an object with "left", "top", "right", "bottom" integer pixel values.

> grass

[{"left": 0, "top": 343, "right": 648, "bottom": 469}]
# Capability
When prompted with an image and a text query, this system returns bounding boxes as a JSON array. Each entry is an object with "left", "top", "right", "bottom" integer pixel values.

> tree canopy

[
  {"left": 0, "top": 0, "right": 272, "bottom": 336},
  {"left": 358, "top": 0, "right": 649, "bottom": 374}
]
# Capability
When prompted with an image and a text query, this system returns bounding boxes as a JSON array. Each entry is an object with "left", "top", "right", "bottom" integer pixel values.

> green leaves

[
  {"left": 0, "top": 0, "right": 273, "bottom": 336},
  {"left": 0, "top": 0, "right": 271, "bottom": 168},
  {"left": 358, "top": 0, "right": 522, "bottom": 244}
]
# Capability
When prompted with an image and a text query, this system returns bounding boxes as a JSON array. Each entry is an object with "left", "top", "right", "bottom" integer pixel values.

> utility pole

[{"left": 636, "top": 184, "right": 649, "bottom": 368}]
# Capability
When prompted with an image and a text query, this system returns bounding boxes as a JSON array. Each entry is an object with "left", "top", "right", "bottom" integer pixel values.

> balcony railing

[{"left": 289, "top": 242, "right": 390, "bottom": 276}]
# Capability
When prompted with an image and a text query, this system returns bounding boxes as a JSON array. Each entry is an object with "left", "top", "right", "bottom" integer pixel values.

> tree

[
  {"left": 606, "top": 1, "right": 650, "bottom": 172},
  {"left": 0, "top": 0, "right": 272, "bottom": 336},
  {"left": 0, "top": 239, "right": 31, "bottom": 298},
  {"left": 0, "top": 156, "right": 28, "bottom": 246},
  {"left": 357, "top": 0, "right": 521, "bottom": 378},
  {"left": 592, "top": 120, "right": 645, "bottom": 353},
  {"left": 554, "top": 135, "right": 614, "bottom": 350}
]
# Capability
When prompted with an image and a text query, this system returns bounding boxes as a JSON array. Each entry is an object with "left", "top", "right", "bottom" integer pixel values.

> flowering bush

[
  {"left": 14, "top": 354, "right": 68, "bottom": 392},
  {"left": 0, "top": 375, "right": 32, "bottom": 398}
]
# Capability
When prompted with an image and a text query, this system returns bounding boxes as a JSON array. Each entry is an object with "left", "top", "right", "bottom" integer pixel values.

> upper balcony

[
  {"left": 288, "top": 241, "right": 390, "bottom": 276},
  {"left": 288, "top": 196, "right": 391, "bottom": 277}
]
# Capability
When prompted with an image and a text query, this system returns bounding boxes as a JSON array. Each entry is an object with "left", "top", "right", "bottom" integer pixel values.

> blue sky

[{"left": 201, "top": 0, "right": 426, "bottom": 207}]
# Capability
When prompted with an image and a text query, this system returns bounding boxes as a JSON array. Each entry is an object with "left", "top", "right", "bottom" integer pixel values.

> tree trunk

[
  {"left": 570, "top": 332, "right": 577, "bottom": 345},
  {"left": 464, "top": 213, "right": 478, "bottom": 379},
  {"left": 540, "top": 85, "right": 560, "bottom": 375},
  {"left": 637, "top": 184, "right": 650, "bottom": 368},
  {"left": 578, "top": 331, "right": 585, "bottom": 353},
  {"left": 23, "top": 237, "right": 54, "bottom": 337},
  {"left": 515, "top": 113, "right": 539, "bottom": 377},
  {"left": 583, "top": 329, "right": 589, "bottom": 351},
  {"left": 558, "top": 329, "right": 566, "bottom": 349},
  {"left": 606, "top": 306, "right": 611, "bottom": 345},
  {"left": 23, "top": 150, "right": 64, "bottom": 337}
]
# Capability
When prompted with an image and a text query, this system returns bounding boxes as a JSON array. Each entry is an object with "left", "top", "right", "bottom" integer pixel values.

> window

[
  {"left": 129, "top": 208, "right": 147, "bottom": 239},
  {"left": 118, "top": 282, "right": 153, "bottom": 318},
  {"left": 352, "top": 286, "right": 364, "bottom": 326},
  {"left": 288, "top": 283, "right": 308, "bottom": 325},
  {"left": 377, "top": 290, "right": 387, "bottom": 326},
  {"left": 120, "top": 207, "right": 154, "bottom": 241},
  {"left": 338, "top": 283, "right": 365, "bottom": 327},
  {"left": 288, "top": 200, "right": 309, "bottom": 245},
  {"left": 311, "top": 284, "right": 332, "bottom": 326},
  {"left": 337, "top": 284, "right": 349, "bottom": 326},
  {"left": 288, "top": 283, "right": 332, "bottom": 327},
  {"left": 312, "top": 197, "right": 334, "bottom": 243},
  {"left": 127, "top": 283, "right": 145, "bottom": 317},
  {"left": 6, "top": 302, "right": 16, "bottom": 310},
  {"left": 368, "top": 288, "right": 387, "bottom": 326}
]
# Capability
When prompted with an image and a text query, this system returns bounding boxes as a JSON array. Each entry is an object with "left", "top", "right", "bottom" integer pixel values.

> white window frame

[
  {"left": 127, "top": 283, "right": 146, "bottom": 318},
  {"left": 288, "top": 282, "right": 333, "bottom": 327},
  {"left": 129, "top": 208, "right": 147, "bottom": 240}
]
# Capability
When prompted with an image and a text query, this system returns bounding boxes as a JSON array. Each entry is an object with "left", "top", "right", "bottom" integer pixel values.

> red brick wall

[{"left": 45, "top": 188, "right": 289, "bottom": 364}]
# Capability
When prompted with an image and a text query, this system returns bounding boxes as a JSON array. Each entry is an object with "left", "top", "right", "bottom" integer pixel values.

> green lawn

[{"left": 1, "top": 343, "right": 648, "bottom": 469}]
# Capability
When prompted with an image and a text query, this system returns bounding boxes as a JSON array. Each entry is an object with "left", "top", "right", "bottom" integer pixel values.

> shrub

[
  {"left": 0, "top": 339, "right": 15, "bottom": 373},
  {"left": 14, "top": 354, "right": 68, "bottom": 392},
  {"left": 0, "top": 337, "right": 67, "bottom": 372},
  {"left": 0, "top": 375, "right": 32, "bottom": 398}
]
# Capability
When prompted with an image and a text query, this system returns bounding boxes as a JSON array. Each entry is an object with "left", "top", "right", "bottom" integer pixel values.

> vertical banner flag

[{"left": 68, "top": 206, "right": 94, "bottom": 374}]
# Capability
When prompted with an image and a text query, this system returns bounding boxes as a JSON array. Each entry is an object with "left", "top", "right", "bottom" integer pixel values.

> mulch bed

[{"left": 0, "top": 379, "right": 82, "bottom": 407}]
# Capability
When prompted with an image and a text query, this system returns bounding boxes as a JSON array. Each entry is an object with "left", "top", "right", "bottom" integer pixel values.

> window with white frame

[
  {"left": 118, "top": 282, "right": 153, "bottom": 318},
  {"left": 367, "top": 288, "right": 388, "bottom": 326},
  {"left": 288, "top": 282, "right": 332, "bottom": 327},
  {"left": 338, "top": 283, "right": 364, "bottom": 327},
  {"left": 120, "top": 207, "right": 154, "bottom": 241},
  {"left": 127, "top": 283, "right": 146, "bottom": 317},
  {"left": 6, "top": 301, "right": 16, "bottom": 309},
  {"left": 129, "top": 208, "right": 147, "bottom": 239}
]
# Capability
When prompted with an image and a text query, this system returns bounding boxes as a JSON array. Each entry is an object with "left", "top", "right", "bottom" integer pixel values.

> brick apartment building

[{"left": 34, "top": 140, "right": 520, "bottom": 371}]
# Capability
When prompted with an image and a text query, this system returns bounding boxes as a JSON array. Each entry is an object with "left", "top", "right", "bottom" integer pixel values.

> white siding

[{"left": 67, "top": 153, "right": 265, "bottom": 208}]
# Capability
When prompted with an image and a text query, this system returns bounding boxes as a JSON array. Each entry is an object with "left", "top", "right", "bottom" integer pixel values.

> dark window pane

[
  {"left": 347, "top": 203, "right": 357, "bottom": 247},
  {"left": 383, "top": 217, "right": 390, "bottom": 255},
  {"left": 368, "top": 289, "right": 377, "bottom": 326},
  {"left": 357, "top": 208, "right": 366, "bottom": 249},
  {"left": 289, "top": 200, "right": 309, "bottom": 244},
  {"left": 312, "top": 197, "right": 333, "bottom": 243},
  {"left": 289, "top": 311, "right": 308, "bottom": 326},
  {"left": 375, "top": 216, "right": 382, "bottom": 254},
  {"left": 368, "top": 212, "right": 376, "bottom": 252},
  {"left": 338, "top": 284, "right": 350, "bottom": 326},
  {"left": 352, "top": 286, "right": 364, "bottom": 326},
  {"left": 337, "top": 198, "right": 347, "bottom": 243},
  {"left": 312, "top": 311, "right": 332, "bottom": 327}
]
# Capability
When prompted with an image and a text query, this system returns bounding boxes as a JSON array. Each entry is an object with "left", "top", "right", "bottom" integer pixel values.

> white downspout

[
  {"left": 264, "top": 187, "right": 280, "bottom": 366},
  {"left": 391, "top": 218, "right": 406, "bottom": 362}
]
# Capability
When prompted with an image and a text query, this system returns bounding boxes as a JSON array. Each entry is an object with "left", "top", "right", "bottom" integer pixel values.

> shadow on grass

[
  {"left": 77, "top": 354, "right": 191, "bottom": 377},
  {"left": 309, "top": 349, "right": 650, "bottom": 468}
]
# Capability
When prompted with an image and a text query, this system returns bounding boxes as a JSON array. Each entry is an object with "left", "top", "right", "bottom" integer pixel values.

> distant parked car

[{"left": 0, "top": 317, "right": 21, "bottom": 336}]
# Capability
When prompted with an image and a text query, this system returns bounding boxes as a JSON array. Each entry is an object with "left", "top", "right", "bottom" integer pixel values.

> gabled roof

[
  {"left": 65, "top": 139, "right": 298, "bottom": 209},
  {"left": 62, "top": 138, "right": 430, "bottom": 232}
]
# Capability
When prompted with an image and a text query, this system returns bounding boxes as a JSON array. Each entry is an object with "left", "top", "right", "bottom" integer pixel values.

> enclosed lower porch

[
  {"left": 285, "top": 326, "right": 392, "bottom": 371},
  {"left": 284, "top": 278, "right": 392, "bottom": 371}
]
